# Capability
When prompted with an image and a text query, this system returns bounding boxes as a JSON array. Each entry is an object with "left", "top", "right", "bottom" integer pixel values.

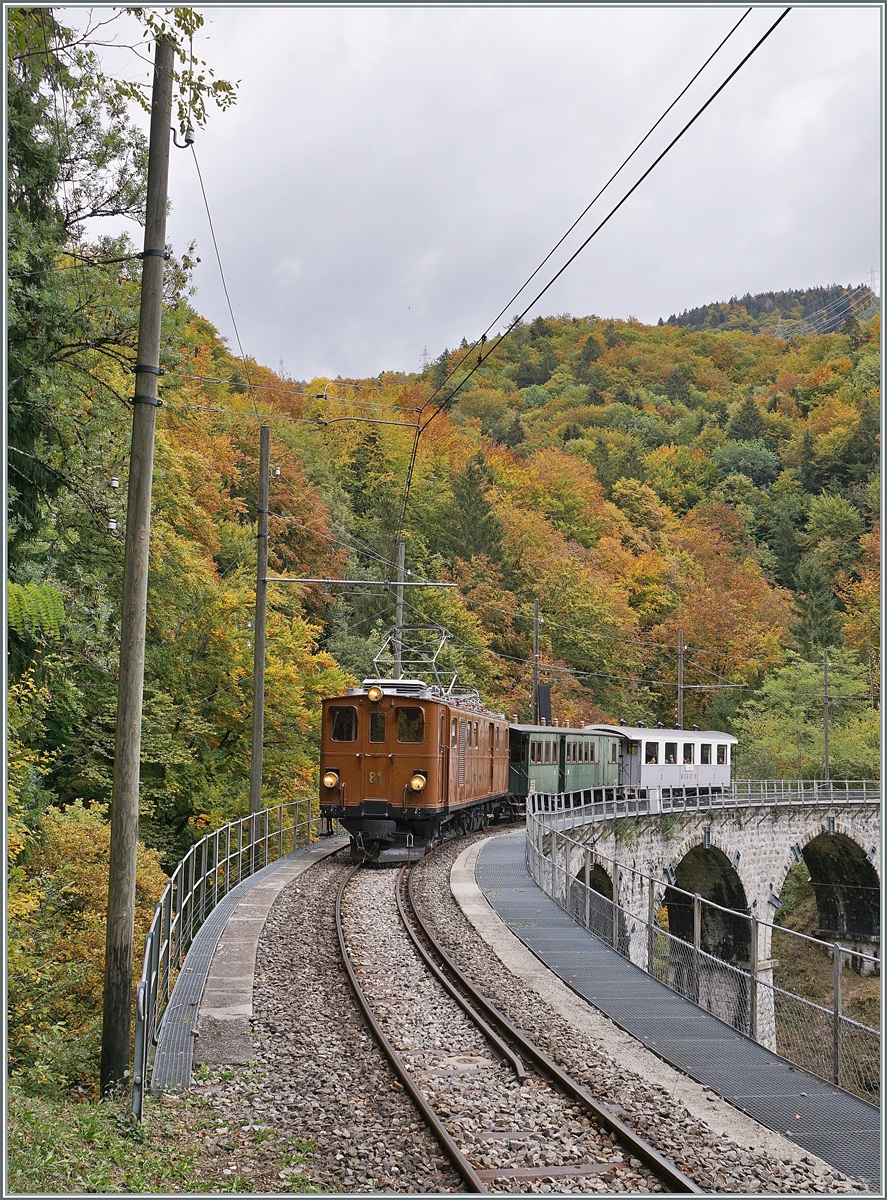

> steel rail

[
  {"left": 406, "top": 858, "right": 703, "bottom": 1194},
  {"left": 394, "top": 865, "right": 527, "bottom": 1081},
  {"left": 334, "top": 865, "right": 489, "bottom": 1194}
]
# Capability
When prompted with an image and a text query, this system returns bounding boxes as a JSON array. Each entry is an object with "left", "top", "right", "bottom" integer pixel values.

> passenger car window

[
  {"left": 683, "top": 743, "right": 694, "bottom": 764},
  {"left": 717, "top": 744, "right": 728, "bottom": 765},
  {"left": 701, "top": 743, "right": 711, "bottom": 764},
  {"left": 369, "top": 712, "right": 386, "bottom": 743},
  {"left": 645, "top": 742, "right": 659, "bottom": 765},
  {"left": 589, "top": 742, "right": 596, "bottom": 763},
  {"left": 330, "top": 706, "right": 357, "bottom": 741},
  {"left": 664, "top": 742, "right": 677, "bottom": 764},
  {"left": 397, "top": 707, "right": 424, "bottom": 743}
]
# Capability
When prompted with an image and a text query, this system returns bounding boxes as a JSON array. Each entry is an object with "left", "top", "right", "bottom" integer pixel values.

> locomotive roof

[
  {"left": 342, "top": 678, "right": 504, "bottom": 717},
  {"left": 584, "top": 724, "right": 737, "bottom": 742}
]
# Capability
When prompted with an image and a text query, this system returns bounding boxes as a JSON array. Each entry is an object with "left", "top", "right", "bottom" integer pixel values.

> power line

[
  {"left": 393, "top": 7, "right": 792, "bottom": 543},
  {"left": 189, "top": 145, "right": 261, "bottom": 421},
  {"left": 438, "top": 7, "right": 753, "bottom": 389}
]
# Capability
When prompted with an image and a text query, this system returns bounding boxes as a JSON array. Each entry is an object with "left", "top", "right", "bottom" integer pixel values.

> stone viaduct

[{"left": 533, "top": 794, "right": 880, "bottom": 1051}]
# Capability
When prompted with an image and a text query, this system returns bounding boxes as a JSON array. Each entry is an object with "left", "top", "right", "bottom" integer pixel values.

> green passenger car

[{"left": 508, "top": 724, "right": 621, "bottom": 799}]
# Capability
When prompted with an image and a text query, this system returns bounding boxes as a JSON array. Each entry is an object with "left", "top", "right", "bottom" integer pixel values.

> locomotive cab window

[
  {"left": 397, "top": 707, "right": 424, "bottom": 743},
  {"left": 683, "top": 743, "right": 694, "bottom": 764},
  {"left": 645, "top": 741, "right": 659, "bottom": 765},
  {"left": 369, "top": 712, "right": 386, "bottom": 742},
  {"left": 665, "top": 742, "right": 677, "bottom": 764},
  {"left": 701, "top": 743, "right": 711, "bottom": 764},
  {"left": 330, "top": 706, "right": 358, "bottom": 741}
]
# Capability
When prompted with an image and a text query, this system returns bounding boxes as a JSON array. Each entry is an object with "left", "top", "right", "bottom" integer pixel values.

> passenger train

[{"left": 320, "top": 678, "right": 735, "bottom": 862}]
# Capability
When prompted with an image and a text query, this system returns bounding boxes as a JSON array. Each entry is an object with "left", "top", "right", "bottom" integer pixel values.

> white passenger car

[{"left": 584, "top": 724, "right": 736, "bottom": 797}]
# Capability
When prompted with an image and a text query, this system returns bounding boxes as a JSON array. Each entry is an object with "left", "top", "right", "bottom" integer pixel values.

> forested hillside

[
  {"left": 7, "top": 8, "right": 880, "bottom": 1098},
  {"left": 664, "top": 283, "right": 879, "bottom": 335}
]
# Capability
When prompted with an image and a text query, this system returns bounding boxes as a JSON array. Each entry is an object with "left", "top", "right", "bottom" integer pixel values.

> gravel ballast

[
  {"left": 188, "top": 830, "right": 870, "bottom": 1193},
  {"left": 342, "top": 866, "right": 665, "bottom": 1193},
  {"left": 411, "top": 829, "right": 869, "bottom": 1195}
]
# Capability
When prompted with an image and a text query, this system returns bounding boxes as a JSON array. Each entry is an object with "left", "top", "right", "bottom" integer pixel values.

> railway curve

[{"left": 183, "top": 831, "right": 867, "bottom": 1193}]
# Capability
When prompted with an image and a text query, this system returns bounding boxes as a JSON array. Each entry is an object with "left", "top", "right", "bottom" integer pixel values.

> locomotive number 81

[{"left": 320, "top": 677, "right": 514, "bottom": 862}]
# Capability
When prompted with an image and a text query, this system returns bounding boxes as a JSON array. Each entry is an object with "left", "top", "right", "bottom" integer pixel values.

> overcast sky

[{"left": 73, "top": 4, "right": 882, "bottom": 379}]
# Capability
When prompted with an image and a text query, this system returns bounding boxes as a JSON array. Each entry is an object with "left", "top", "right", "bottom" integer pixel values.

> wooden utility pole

[
  {"left": 393, "top": 538, "right": 405, "bottom": 679},
  {"left": 823, "top": 646, "right": 830, "bottom": 782},
  {"left": 249, "top": 425, "right": 271, "bottom": 815},
  {"left": 532, "top": 598, "right": 540, "bottom": 723},
  {"left": 101, "top": 35, "right": 173, "bottom": 1095},
  {"left": 677, "top": 628, "right": 684, "bottom": 728}
]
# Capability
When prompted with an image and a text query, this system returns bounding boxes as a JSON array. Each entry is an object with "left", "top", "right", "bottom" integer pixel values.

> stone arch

[
  {"left": 662, "top": 841, "right": 753, "bottom": 1030},
  {"left": 774, "top": 826, "right": 882, "bottom": 968},
  {"left": 665, "top": 842, "right": 751, "bottom": 964}
]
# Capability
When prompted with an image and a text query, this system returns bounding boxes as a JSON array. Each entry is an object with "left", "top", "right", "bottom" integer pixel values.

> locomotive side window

[
  {"left": 717, "top": 744, "right": 728, "bottom": 765},
  {"left": 645, "top": 741, "right": 659, "bottom": 765},
  {"left": 664, "top": 742, "right": 677, "bottom": 764},
  {"left": 701, "top": 743, "right": 712, "bottom": 764},
  {"left": 330, "top": 706, "right": 358, "bottom": 741},
  {"left": 397, "top": 707, "right": 424, "bottom": 743},
  {"left": 452, "top": 718, "right": 458, "bottom": 744},
  {"left": 369, "top": 712, "right": 386, "bottom": 742},
  {"left": 683, "top": 743, "right": 694, "bottom": 764}
]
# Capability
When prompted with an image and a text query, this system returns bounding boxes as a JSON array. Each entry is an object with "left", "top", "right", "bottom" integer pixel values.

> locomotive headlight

[
  {"left": 322, "top": 770, "right": 340, "bottom": 789},
  {"left": 409, "top": 773, "right": 427, "bottom": 792},
  {"left": 367, "top": 686, "right": 383, "bottom": 702}
]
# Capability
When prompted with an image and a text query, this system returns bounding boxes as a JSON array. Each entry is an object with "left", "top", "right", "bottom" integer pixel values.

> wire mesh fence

[
  {"left": 527, "top": 805, "right": 880, "bottom": 1105},
  {"left": 133, "top": 800, "right": 330, "bottom": 1117}
]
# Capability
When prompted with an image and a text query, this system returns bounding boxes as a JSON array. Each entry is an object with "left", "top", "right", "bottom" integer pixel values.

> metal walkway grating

[
  {"left": 150, "top": 843, "right": 327, "bottom": 1092},
  {"left": 476, "top": 833, "right": 880, "bottom": 1189}
]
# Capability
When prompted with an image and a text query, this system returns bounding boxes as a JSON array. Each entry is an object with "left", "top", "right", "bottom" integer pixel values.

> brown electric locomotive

[{"left": 320, "top": 678, "right": 513, "bottom": 861}]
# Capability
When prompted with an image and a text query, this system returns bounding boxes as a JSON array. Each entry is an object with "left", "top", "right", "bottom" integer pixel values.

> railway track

[{"left": 336, "top": 854, "right": 702, "bottom": 1194}]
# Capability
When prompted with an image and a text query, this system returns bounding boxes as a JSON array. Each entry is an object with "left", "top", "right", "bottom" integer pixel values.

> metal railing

[
  {"left": 527, "top": 804, "right": 880, "bottom": 1105},
  {"left": 527, "top": 780, "right": 879, "bottom": 827},
  {"left": 132, "top": 800, "right": 329, "bottom": 1118}
]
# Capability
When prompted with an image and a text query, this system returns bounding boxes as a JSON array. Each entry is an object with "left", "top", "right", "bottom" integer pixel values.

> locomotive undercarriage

[{"left": 333, "top": 794, "right": 518, "bottom": 864}]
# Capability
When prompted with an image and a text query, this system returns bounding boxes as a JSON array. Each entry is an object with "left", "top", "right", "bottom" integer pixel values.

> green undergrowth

[{"left": 6, "top": 1085, "right": 320, "bottom": 1194}]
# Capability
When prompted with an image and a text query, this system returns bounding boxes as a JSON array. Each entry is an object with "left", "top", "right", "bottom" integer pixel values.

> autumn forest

[{"left": 6, "top": 8, "right": 881, "bottom": 1106}]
